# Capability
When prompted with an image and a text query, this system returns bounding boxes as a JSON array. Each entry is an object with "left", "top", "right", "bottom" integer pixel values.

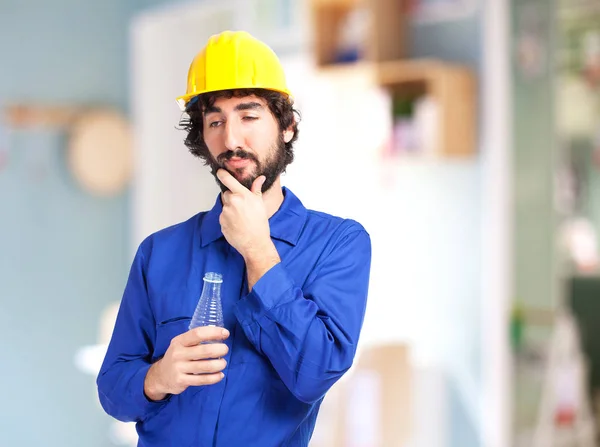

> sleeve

[
  {"left": 96, "top": 243, "right": 169, "bottom": 422},
  {"left": 233, "top": 223, "right": 372, "bottom": 404}
]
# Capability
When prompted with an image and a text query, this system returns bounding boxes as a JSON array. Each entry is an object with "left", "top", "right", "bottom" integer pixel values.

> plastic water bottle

[{"left": 189, "top": 272, "right": 224, "bottom": 330}]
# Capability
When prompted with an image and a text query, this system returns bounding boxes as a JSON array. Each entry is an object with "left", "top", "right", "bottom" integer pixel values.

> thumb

[{"left": 251, "top": 175, "right": 266, "bottom": 195}]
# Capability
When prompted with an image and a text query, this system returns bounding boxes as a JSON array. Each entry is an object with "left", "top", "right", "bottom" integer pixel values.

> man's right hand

[{"left": 144, "top": 326, "right": 230, "bottom": 401}]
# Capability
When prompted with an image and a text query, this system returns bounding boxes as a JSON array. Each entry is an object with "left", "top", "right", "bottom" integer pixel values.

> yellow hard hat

[{"left": 176, "top": 30, "right": 291, "bottom": 111}]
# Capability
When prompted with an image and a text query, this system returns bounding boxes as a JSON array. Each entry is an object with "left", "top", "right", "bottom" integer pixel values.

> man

[{"left": 97, "top": 30, "right": 371, "bottom": 447}]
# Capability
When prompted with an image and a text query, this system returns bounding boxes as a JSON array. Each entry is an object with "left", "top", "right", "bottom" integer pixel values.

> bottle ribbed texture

[{"left": 189, "top": 272, "right": 224, "bottom": 329}]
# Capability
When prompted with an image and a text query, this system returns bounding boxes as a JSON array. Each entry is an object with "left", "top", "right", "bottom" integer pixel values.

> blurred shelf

[
  {"left": 317, "top": 59, "right": 478, "bottom": 158},
  {"left": 310, "top": 0, "right": 407, "bottom": 67},
  {"left": 4, "top": 104, "right": 83, "bottom": 129},
  {"left": 316, "top": 60, "right": 378, "bottom": 81},
  {"left": 309, "top": 0, "right": 477, "bottom": 158},
  {"left": 378, "top": 59, "right": 477, "bottom": 158}
]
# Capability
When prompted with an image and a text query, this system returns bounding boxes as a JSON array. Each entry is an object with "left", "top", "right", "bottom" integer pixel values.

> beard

[{"left": 207, "top": 135, "right": 288, "bottom": 194}]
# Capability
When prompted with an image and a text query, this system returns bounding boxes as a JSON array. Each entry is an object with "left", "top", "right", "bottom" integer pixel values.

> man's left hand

[{"left": 217, "top": 169, "right": 271, "bottom": 259}]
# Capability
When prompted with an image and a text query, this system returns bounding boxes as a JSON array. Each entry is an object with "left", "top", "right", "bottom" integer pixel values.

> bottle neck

[{"left": 202, "top": 280, "right": 222, "bottom": 296}]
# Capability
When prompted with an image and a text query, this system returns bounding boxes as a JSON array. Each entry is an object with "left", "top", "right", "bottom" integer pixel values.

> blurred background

[{"left": 1, "top": 0, "right": 600, "bottom": 446}]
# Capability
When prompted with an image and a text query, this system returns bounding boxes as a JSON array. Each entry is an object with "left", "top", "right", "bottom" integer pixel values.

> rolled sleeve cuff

[
  {"left": 131, "top": 363, "right": 171, "bottom": 420},
  {"left": 234, "top": 262, "right": 295, "bottom": 326}
]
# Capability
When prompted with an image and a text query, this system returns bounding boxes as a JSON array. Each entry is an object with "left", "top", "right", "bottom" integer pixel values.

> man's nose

[{"left": 224, "top": 120, "right": 244, "bottom": 151}]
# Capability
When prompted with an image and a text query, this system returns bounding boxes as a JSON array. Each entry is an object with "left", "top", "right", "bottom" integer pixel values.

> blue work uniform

[{"left": 97, "top": 187, "right": 371, "bottom": 447}]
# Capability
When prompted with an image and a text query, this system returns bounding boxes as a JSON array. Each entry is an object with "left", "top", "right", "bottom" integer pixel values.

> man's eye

[
  {"left": 209, "top": 121, "right": 223, "bottom": 128},
  {"left": 243, "top": 116, "right": 258, "bottom": 121}
]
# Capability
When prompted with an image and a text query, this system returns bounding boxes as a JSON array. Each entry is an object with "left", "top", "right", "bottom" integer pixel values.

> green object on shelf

[
  {"left": 511, "top": 300, "right": 525, "bottom": 351},
  {"left": 392, "top": 97, "right": 415, "bottom": 118}
]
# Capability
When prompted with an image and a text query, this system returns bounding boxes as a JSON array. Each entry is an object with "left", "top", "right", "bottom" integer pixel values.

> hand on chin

[{"left": 220, "top": 168, "right": 255, "bottom": 192}]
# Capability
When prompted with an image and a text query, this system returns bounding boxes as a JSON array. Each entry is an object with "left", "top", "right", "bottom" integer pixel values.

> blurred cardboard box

[{"left": 312, "top": 343, "right": 412, "bottom": 447}]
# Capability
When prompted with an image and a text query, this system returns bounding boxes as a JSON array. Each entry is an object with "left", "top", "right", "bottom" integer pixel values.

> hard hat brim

[{"left": 176, "top": 86, "right": 292, "bottom": 112}]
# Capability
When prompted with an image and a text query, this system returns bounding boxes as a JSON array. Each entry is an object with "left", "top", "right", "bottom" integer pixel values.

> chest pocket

[
  {"left": 152, "top": 316, "right": 191, "bottom": 362},
  {"left": 228, "top": 321, "right": 265, "bottom": 366}
]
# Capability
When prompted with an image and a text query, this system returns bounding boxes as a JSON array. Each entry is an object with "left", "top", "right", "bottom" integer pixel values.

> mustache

[{"left": 217, "top": 149, "right": 258, "bottom": 164}]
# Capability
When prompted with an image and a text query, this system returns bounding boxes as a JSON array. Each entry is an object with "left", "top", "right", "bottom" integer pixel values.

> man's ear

[{"left": 283, "top": 126, "right": 294, "bottom": 144}]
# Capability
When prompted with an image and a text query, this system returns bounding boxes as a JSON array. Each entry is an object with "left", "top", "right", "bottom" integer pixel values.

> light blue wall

[
  {"left": 0, "top": 0, "right": 179, "bottom": 108},
  {"left": 0, "top": 1, "right": 182, "bottom": 446}
]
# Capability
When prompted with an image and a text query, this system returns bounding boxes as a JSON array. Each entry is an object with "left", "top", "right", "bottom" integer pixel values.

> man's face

[{"left": 202, "top": 95, "right": 287, "bottom": 193}]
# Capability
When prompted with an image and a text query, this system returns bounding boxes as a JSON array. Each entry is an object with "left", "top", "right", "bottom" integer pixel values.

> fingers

[
  {"left": 170, "top": 370, "right": 225, "bottom": 392},
  {"left": 185, "top": 342, "right": 229, "bottom": 361},
  {"left": 217, "top": 169, "right": 246, "bottom": 194},
  {"left": 220, "top": 174, "right": 264, "bottom": 208},
  {"left": 185, "top": 372, "right": 225, "bottom": 387},
  {"left": 181, "top": 358, "right": 227, "bottom": 375},
  {"left": 177, "top": 326, "right": 229, "bottom": 347},
  {"left": 251, "top": 175, "right": 266, "bottom": 195}
]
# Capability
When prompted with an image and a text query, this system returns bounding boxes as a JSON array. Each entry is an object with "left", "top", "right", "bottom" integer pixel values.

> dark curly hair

[{"left": 179, "top": 88, "right": 300, "bottom": 169}]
